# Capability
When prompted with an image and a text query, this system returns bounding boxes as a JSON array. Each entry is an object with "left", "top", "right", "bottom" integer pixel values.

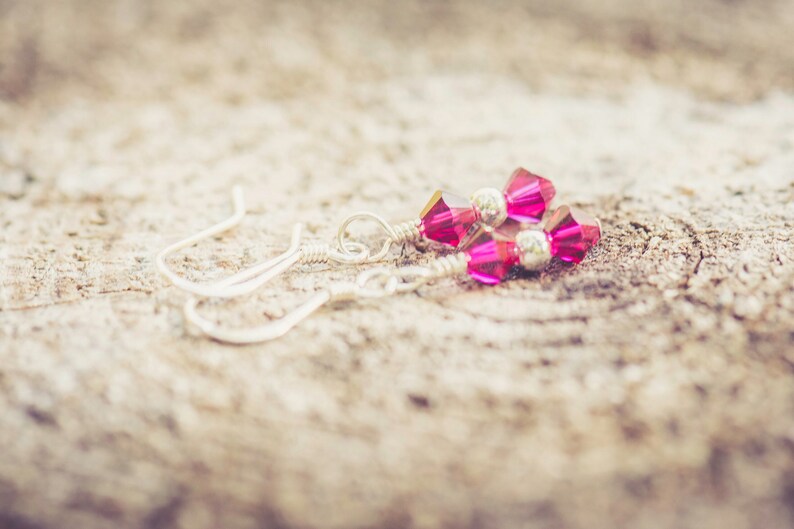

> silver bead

[
  {"left": 471, "top": 187, "right": 508, "bottom": 228},
  {"left": 515, "top": 230, "right": 551, "bottom": 271}
]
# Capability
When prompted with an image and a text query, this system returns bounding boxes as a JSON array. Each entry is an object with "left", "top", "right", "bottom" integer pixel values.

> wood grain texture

[{"left": 1, "top": 1, "right": 793, "bottom": 528}]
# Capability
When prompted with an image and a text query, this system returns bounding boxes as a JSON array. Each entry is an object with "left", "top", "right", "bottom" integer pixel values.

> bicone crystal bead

[
  {"left": 503, "top": 168, "right": 556, "bottom": 223},
  {"left": 462, "top": 226, "right": 518, "bottom": 285},
  {"left": 544, "top": 205, "right": 601, "bottom": 264},
  {"left": 419, "top": 191, "right": 478, "bottom": 247}
]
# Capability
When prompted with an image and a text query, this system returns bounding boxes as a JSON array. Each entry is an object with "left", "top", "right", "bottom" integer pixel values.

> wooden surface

[{"left": 1, "top": 1, "right": 793, "bottom": 528}]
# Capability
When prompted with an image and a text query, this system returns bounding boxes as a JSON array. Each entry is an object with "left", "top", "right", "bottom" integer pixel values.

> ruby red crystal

[
  {"left": 503, "top": 168, "right": 556, "bottom": 223},
  {"left": 462, "top": 226, "right": 519, "bottom": 285},
  {"left": 419, "top": 191, "right": 478, "bottom": 247},
  {"left": 544, "top": 205, "right": 601, "bottom": 264}
]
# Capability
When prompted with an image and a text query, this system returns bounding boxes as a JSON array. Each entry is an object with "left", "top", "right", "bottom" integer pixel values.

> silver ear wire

[
  {"left": 155, "top": 186, "right": 299, "bottom": 298},
  {"left": 181, "top": 255, "right": 465, "bottom": 345},
  {"left": 155, "top": 186, "right": 256, "bottom": 297},
  {"left": 156, "top": 187, "right": 374, "bottom": 299},
  {"left": 183, "top": 289, "right": 337, "bottom": 344},
  {"left": 211, "top": 224, "right": 372, "bottom": 299},
  {"left": 202, "top": 223, "right": 305, "bottom": 298}
]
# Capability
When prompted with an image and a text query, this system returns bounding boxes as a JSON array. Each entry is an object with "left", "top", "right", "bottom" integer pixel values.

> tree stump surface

[{"left": 1, "top": 2, "right": 793, "bottom": 528}]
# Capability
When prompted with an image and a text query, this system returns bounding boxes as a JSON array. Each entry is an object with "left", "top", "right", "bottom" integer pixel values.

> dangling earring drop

[{"left": 336, "top": 167, "right": 556, "bottom": 261}]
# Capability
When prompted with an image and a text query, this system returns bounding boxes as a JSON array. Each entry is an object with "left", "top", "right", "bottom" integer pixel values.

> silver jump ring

[
  {"left": 337, "top": 211, "right": 421, "bottom": 263},
  {"left": 356, "top": 265, "right": 434, "bottom": 298},
  {"left": 337, "top": 240, "right": 370, "bottom": 263},
  {"left": 356, "top": 268, "right": 400, "bottom": 298},
  {"left": 389, "top": 266, "right": 434, "bottom": 293}
]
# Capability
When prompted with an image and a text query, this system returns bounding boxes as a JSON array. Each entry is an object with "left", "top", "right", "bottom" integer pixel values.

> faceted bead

[
  {"left": 503, "top": 168, "right": 556, "bottom": 223},
  {"left": 493, "top": 218, "right": 525, "bottom": 238},
  {"left": 419, "top": 191, "right": 478, "bottom": 247},
  {"left": 544, "top": 205, "right": 601, "bottom": 264},
  {"left": 462, "top": 226, "right": 519, "bottom": 285}
]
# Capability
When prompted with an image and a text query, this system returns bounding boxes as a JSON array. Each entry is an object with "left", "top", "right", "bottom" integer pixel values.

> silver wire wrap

[
  {"left": 336, "top": 211, "right": 423, "bottom": 263},
  {"left": 390, "top": 219, "right": 424, "bottom": 245},
  {"left": 299, "top": 243, "right": 333, "bottom": 265},
  {"left": 429, "top": 253, "right": 469, "bottom": 278}
]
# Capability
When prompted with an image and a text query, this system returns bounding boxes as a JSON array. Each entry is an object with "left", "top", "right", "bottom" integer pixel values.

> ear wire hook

[
  {"left": 182, "top": 261, "right": 453, "bottom": 345},
  {"left": 156, "top": 187, "right": 373, "bottom": 299},
  {"left": 156, "top": 186, "right": 298, "bottom": 298},
  {"left": 209, "top": 224, "right": 372, "bottom": 299},
  {"left": 183, "top": 285, "right": 349, "bottom": 344}
]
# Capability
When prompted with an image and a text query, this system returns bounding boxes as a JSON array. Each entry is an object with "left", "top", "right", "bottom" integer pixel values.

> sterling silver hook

[
  {"left": 156, "top": 187, "right": 371, "bottom": 299},
  {"left": 212, "top": 223, "right": 373, "bottom": 298},
  {"left": 182, "top": 259, "right": 461, "bottom": 345},
  {"left": 155, "top": 185, "right": 261, "bottom": 297},
  {"left": 183, "top": 283, "right": 356, "bottom": 344}
]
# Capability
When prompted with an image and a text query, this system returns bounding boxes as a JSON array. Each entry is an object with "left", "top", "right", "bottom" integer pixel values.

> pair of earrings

[{"left": 156, "top": 168, "right": 601, "bottom": 344}]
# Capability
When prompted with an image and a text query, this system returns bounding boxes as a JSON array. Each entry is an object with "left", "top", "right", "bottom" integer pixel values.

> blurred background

[
  {"left": 1, "top": 1, "right": 793, "bottom": 529},
  {"left": 2, "top": 0, "right": 793, "bottom": 105}
]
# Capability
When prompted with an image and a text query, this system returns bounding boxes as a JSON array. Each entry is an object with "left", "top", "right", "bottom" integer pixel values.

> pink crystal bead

[
  {"left": 462, "top": 226, "right": 519, "bottom": 285},
  {"left": 419, "top": 191, "right": 478, "bottom": 247},
  {"left": 544, "top": 205, "right": 601, "bottom": 264},
  {"left": 503, "top": 168, "right": 556, "bottom": 223}
]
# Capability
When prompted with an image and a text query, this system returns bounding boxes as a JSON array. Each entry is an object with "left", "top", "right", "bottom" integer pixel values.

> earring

[
  {"left": 183, "top": 204, "right": 601, "bottom": 344},
  {"left": 157, "top": 167, "right": 556, "bottom": 298},
  {"left": 336, "top": 167, "right": 556, "bottom": 262}
]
